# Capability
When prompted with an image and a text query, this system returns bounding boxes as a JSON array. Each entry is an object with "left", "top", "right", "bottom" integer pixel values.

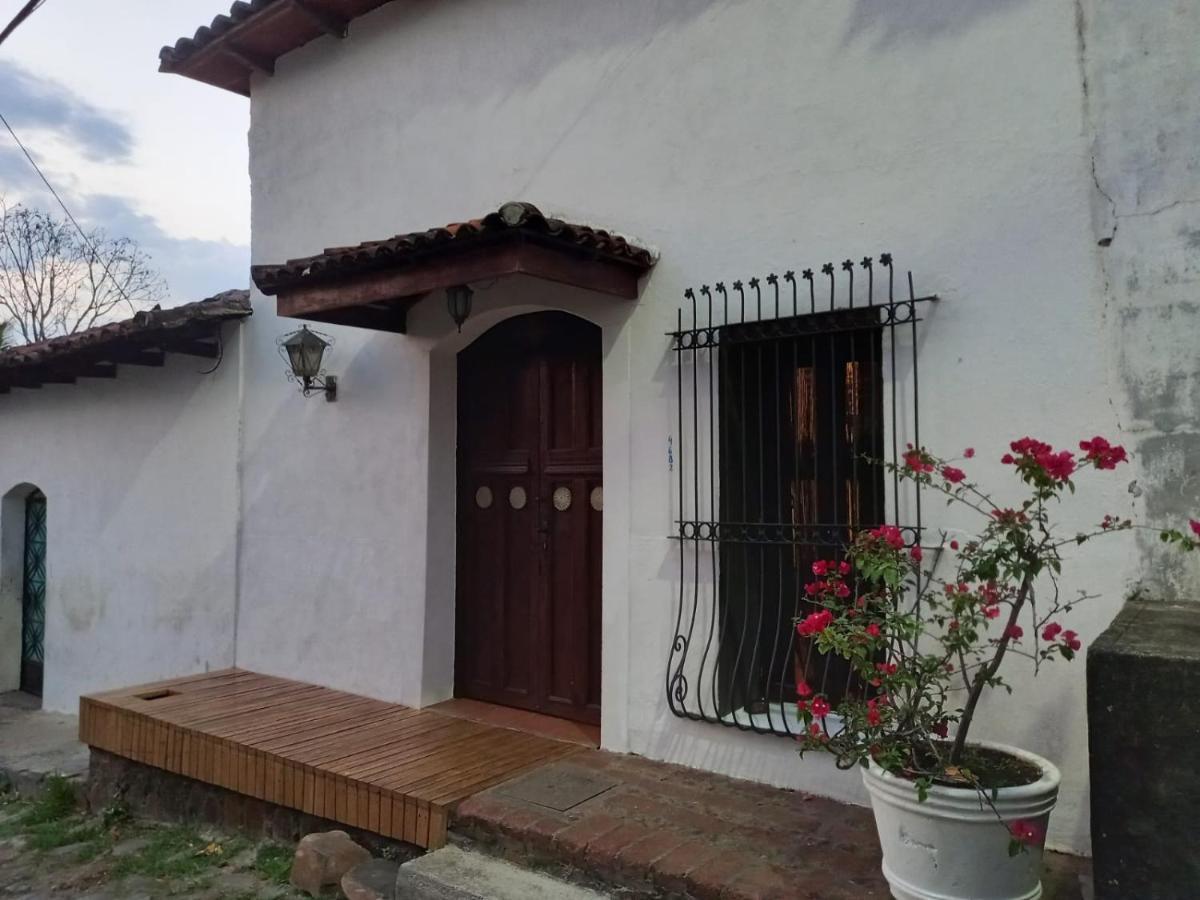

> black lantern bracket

[{"left": 277, "top": 326, "right": 338, "bottom": 401}]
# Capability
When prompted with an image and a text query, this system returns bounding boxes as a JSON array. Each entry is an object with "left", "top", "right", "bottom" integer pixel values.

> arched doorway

[
  {"left": 19, "top": 490, "right": 46, "bottom": 697},
  {"left": 455, "top": 312, "right": 602, "bottom": 725}
]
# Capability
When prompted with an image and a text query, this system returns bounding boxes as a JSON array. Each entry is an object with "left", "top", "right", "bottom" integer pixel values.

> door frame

[{"left": 415, "top": 282, "right": 639, "bottom": 749}]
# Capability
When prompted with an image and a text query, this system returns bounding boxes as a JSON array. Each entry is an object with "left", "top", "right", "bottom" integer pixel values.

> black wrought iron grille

[{"left": 667, "top": 256, "right": 936, "bottom": 737}]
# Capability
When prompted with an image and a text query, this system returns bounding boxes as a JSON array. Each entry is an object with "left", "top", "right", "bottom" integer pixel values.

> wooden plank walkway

[{"left": 78, "top": 669, "right": 581, "bottom": 849}]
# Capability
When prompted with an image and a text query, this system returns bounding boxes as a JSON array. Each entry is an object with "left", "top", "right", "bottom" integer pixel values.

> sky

[{"left": 0, "top": 0, "right": 251, "bottom": 304}]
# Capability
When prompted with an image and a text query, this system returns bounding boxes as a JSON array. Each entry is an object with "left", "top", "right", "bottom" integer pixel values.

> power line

[{"left": 0, "top": 0, "right": 46, "bottom": 49}]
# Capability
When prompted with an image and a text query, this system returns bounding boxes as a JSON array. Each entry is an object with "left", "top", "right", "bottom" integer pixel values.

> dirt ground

[{"left": 0, "top": 779, "right": 311, "bottom": 899}]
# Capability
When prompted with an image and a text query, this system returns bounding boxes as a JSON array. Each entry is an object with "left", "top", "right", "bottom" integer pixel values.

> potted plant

[{"left": 793, "top": 436, "right": 1199, "bottom": 900}]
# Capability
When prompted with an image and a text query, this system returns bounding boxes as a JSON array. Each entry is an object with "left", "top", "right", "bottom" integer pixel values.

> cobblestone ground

[{"left": 0, "top": 783, "right": 310, "bottom": 900}]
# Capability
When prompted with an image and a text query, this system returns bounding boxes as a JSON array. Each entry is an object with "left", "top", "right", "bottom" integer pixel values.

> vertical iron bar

[
  {"left": 669, "top": 302, "right": 687, "bottom": 713},
  {"left": 698, "top": 286, "right": 719, "bottom": 720}
]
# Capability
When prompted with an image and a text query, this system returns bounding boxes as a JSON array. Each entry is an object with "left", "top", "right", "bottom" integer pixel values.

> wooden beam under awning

[{"left": 273, "top": 238, "right": 644, "bottom": 333}]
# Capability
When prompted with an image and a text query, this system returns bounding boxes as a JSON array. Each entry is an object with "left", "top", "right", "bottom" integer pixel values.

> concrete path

[{"left": 0, "top": 692, "right": 89, "bottom": 793}]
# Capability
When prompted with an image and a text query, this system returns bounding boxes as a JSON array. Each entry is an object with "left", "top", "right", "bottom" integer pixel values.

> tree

[{"left": 0, "top": 198, "right": 165, "bottom": 344}]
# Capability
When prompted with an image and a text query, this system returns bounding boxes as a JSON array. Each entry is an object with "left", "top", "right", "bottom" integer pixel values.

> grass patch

[
  {"left": 253, "top": 842, "right": 294, "bottom": 885},
  {"left": 110, "top": 826, "right": 246, "bottom": 881}
]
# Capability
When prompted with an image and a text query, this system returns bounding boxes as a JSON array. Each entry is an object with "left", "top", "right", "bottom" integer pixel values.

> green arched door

[{"left": 20, "top": 490, "right": 46, "bottom": 697}]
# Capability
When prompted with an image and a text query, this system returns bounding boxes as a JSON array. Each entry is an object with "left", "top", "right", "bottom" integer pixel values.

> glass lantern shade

[
  {"left": 282, "top": 326, "right": 328, "bottom": 380},
  {"left": 446, "top": 284, "right": 474, "bottom": 331}
]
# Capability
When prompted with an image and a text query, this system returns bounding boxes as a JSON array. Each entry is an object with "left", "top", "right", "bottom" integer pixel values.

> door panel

[
  {"left": 20, "top": 491, "right": 46, "bottom": 698},
  {"left": 456, "top": 313, "right": 602, "bottom": 725}
]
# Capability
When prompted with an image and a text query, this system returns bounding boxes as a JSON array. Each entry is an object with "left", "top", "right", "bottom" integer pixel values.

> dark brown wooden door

[{"left": 455, "top": 312, "right": 602, "bottom": 725}]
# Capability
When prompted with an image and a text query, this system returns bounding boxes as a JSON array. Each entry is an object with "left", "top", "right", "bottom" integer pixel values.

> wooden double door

[{"left": 455, "top": 312, "right": 602, "bottom": 725}]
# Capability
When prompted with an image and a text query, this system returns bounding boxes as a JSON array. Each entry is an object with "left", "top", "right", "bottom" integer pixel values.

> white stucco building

[{"left": 2, "top": 1, "right": 1197, "bottom": 857}]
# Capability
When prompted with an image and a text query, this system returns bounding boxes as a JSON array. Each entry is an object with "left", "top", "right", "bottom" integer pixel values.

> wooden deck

[{"left": 78, "top": 669, "right": 582, "bottom": 849}]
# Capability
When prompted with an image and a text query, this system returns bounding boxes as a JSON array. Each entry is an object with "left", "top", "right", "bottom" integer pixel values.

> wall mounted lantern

[
  {"left": 277, "top": 326, "right": 337, "bottom": 401},
  {"left": 446, "top": 284, "right": 474, "bottom": 332}
]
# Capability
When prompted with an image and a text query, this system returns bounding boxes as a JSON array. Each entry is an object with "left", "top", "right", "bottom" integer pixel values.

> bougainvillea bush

[{"left": 793, "top": 435, "right": 1199, "bottom": 848}]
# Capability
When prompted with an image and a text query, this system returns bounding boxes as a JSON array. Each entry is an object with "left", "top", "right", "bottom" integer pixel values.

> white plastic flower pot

[{"left": 862, "top": 742, "right": 1060, "bottom": 900}]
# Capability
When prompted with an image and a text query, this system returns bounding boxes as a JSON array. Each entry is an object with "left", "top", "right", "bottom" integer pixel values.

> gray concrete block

[
  {"left": 1088, "top": 599, "right": 1200, "bottom": 900},
  {"left": 395, "top": 845, "right": 611, "bottom": 900}
]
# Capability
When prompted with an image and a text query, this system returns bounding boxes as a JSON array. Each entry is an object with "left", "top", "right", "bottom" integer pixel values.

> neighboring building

[{"left": 2, "top": 1, "right": 1197, "bottom": 857}]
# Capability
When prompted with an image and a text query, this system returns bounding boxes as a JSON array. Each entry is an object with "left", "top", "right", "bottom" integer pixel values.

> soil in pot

[{"left": 901, "top": 743, "right": 1043, "bottom": 791}]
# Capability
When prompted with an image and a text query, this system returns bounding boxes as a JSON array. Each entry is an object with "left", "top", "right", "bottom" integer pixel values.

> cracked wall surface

[{"left": 1080, "top": 0, "right": 1200, "bottom": 600}]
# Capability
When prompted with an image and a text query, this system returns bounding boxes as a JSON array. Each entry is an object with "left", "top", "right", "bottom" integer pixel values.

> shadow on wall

[{"left": 842, "top": 0, "right": 1032, "bottom": 47}]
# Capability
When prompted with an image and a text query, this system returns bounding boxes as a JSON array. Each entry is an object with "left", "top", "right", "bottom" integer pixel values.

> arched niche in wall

[{"left": 1, "top": 483, "right": 46, "bottom": 701}]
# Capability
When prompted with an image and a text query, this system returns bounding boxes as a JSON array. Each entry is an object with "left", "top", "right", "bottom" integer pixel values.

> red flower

[
  {"left": 797, "top": 609, "right": 834, "bottom": 637},
  {"left": 1011, "top": 437, "right": 1052, "bottom": 457},
  {"left": 812, "top": 560, "right": 830, "bottom": 576},
  {"left": 1190, "top": 519, "right": 1200, "bottom": 539},
  {"left": 804, "top": 580, "right": 827, "bottom": 597},
  {"left": 910, "top": 546, "right": 923, "bottom": 563},
  {"left": 809, "top": 723, "right": 823, "bottom": 737},
  {"left": 941, "top": 466, "right": 966, "bottom": 484},
  {"left": 875, "top": 662, "right": 898, "bottom": 676},
  {"left": 984, "top": 605, "right": 1001, "bottom": 619},
  {"left": 963, "top": 447, "right": 975, "bottom": 459},
  {"left": 866, "top": 701, "right": 882, "bottom": 727},
  {"left": 839, "top": 561, "right": 851, "bottom": 575},
  {"left": 1061, "top": 629, "right": 1082, "bottom": 651},
  {"left": 796, "top": 680, "right": 813, "bottom": 697},
  {"left": 835, "top": 581, "right": 851, "bottom": 599},
  {"left": 811, "top": 697, "right": 831, "bottom": 717},
  {"left": 903, "top": 449, "right": 935, "bottom": 474},
  {"left": 1008, "top": 819, "right": 1045, "bottom": 846},
  {"left": 1042, "top": 622, "right": 1063, "bottom": 641},
  {"left": 949, "top": 539, "right": 959, "bottom": 550},
  {"left": 1080, "top": 436, "right": 1128, "bottom": 470},
  {"left": 1001, "top": 453, "right": 1015, "bottom": 465},
  {"left": 796, "top": 699, "right": 808, "bottom": 713},
  {"left": 1004, "top": 624, "right": 1024, "bottom": 641},
  {"left": 868, "top": 524, "right": 906, "bottom": 549},
  {"left": 932, "top": 719, "right": 949, "bottom": 738},
  {"left": 1036, "top": 449, "right": 1077, "bottom": 481},
  {"left": 865, "top": 623, "right": 882, "bottom": 638}
]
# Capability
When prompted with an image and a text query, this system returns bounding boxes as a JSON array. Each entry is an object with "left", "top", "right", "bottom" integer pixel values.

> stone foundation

[{"left": 86, "top": 748, "right": 421, "bottom": 862}]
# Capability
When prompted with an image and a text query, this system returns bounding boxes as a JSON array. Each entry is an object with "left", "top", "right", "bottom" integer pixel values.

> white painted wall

[
  {"left": 0, "top": 338, "right": 243, "bottom": 713},
  {"left": 6, "top": 0, "right": 1191, "bottom": 861},
  {"left": 234, "top": 0, "right": 1182, "bottom": 855}
]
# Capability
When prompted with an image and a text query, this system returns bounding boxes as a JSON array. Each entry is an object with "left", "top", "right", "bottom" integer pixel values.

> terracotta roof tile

[
  {"left": 0, "top": 291, "right": 252, "bottom": 388},
  {"left": 252, "top": 202, "right": 656, "bottom": 295}
]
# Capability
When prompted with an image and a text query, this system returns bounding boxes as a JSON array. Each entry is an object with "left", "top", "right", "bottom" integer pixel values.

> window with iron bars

[{"left": 667, "top": 257, "right": 935, "bottom": 738}]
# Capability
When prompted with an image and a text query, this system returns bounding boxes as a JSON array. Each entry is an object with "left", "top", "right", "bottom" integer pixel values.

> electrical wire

[
  {"left": 0, "top": 110, "right": 142, "bottom": 311},
  {"left": 0, "top": 0, "right": 46, "bottom": 49}
]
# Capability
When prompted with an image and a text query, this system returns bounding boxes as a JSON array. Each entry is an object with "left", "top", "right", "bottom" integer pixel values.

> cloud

[
  {"left": 0, "top": 60, "right": 133, "bottom": 163},
  {"left": 80, "top": 194, "right": 249, "bottom": 303},
  {"left": 0, "top": 145, "right": 43, "bottom": 193}
]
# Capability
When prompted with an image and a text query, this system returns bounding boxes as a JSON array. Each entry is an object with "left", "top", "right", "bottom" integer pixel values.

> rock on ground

[{"left": 289, "top": 830, "right": 373, "bottom": 897}]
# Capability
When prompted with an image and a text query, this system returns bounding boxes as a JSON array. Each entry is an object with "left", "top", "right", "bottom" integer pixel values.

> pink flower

[
  {"left": 835, "top": 582, "right": 851, "bottom": 599},
  {"left": 809, "top": 723, "right": 823, "bottom": 738},
  {"left": 963, "top": 447, "right": 975, "bottom": 459},
  {"left": 797, "top": 609, "right": 834, "bottom": 637},
  {"left": 903, "top": 449, "right": 935, "bottom": 474},
  {"left": 839, "top": 561, "right": 851, "bottom": 576},
  {"left": 1004, "top": 624, "right": 1024, "bottom": 641},
  {"left": 1061, "top": 629, "right": 1082, "bottom": 652},
  {"left": 1008, "top": 819, "right": 1045, "bottom": 846},
  {"left": 1080, "top": 436, "right": 1128, "bottom": 470},
  {"left": 1042, "top": 622, "right": 1063, "bottom": 641},
  {"left": 866, "top": 701, "right": 882, "bottom": 727},
  {"left": 1190, "top": 519, "right": 1200, "bottom": 539},
  {"left": 812, "top": 560, "right": 830, "bottom": 576},
  {"left": 796, "top": 680, "right": 813, "bottom": 697},
  {"left": 984, "top": 605, "right": 1001, "bottom": 619},
  {"left": 1001, "top": 453, "right": 1015, "bottom": 465},
  {"left": 941, "top": 466, "right": 966, "bottom": 484},
  {"left": 811, "top": 697, "right": 831, "bottom": 717},
  {"left": 865, "top": 623, "right": 882, "bottom": 638},
  {"left": 910, "top": 546, "right": 923, "bottom": 563},
  {"left": 949, "top": 539, "right": 960, "bottom": 550}
]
